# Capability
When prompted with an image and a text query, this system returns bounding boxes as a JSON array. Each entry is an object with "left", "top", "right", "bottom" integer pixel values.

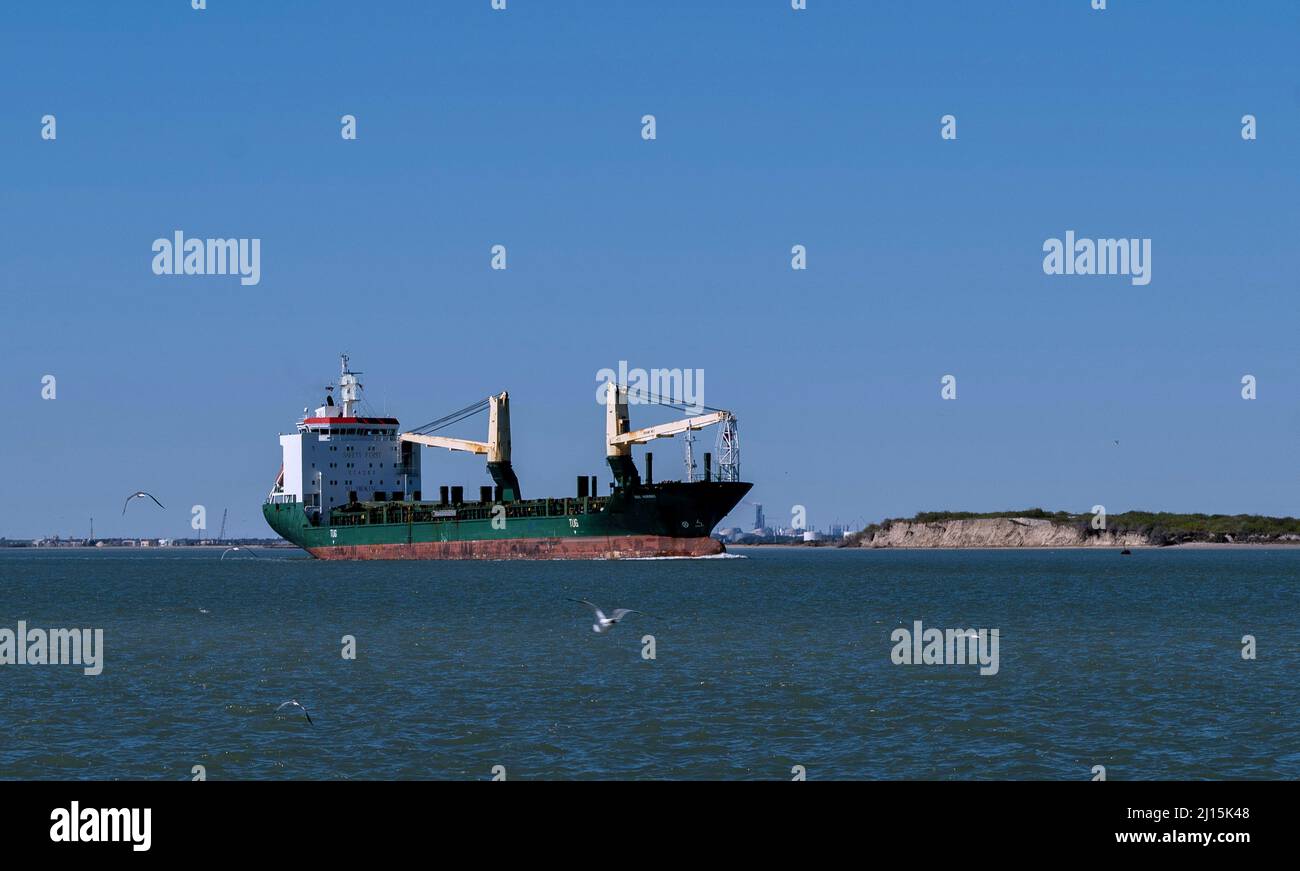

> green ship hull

[{"left": 264, "top": 480, "right": 752, "bottom": 560}]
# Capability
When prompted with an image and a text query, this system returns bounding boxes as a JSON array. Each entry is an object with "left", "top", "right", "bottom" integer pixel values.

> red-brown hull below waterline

[{"left": 306, "top": 535, "right": 726, "bottom": 560}]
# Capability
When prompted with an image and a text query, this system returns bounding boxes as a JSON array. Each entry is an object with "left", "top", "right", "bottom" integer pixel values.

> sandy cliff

[{"left": 854, "top": 517, "right": 1150, "bottom": 548}]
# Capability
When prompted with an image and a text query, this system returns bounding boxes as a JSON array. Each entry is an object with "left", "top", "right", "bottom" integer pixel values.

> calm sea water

[{"left": 1, "top": 547, "right": 1297, "bottom": 780}]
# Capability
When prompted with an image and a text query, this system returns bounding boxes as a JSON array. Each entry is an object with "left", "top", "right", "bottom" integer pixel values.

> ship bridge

[{"left": 299, "top": 416, "right": 400, "bottom": 435}]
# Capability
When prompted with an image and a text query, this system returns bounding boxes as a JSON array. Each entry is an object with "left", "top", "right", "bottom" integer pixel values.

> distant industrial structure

[{"left": 713, "top": 507, "right": 849, "bottom": 546}]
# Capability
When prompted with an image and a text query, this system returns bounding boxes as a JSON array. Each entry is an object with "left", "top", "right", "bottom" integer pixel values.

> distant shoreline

[{"left": 0, "top": 543, "right": 299, "bottom": 551}]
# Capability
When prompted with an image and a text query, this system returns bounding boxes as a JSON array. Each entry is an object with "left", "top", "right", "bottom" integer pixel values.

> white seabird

[
  {"left": 275, "top": 699, "right": 313, "bottom": 725},
  {"left": 570, "top": 599, "right": 639, "bottom": 634},
  {"left": 220, "top": 546, "right": 259, "bottom": 560},
  {"left": 122, "top": 491, "right": 166, "bottom": 515}
]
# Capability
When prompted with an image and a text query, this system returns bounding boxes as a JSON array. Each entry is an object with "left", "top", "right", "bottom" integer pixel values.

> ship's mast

[
  {"left": 339, "top": 353, "right": 363, "bottom": 417},
  {"left": 683, "top": 428, "right": 698, "bottom": 482}
]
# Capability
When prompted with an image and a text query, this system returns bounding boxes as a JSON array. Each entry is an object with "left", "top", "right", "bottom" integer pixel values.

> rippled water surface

[{"left": 1, "top": 547, "right": 1297, "bottom": 780}]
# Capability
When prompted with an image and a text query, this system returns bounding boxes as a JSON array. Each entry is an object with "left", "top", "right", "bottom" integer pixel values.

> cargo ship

[{"left": 263, "top": 356, "right": 752, "bottom": 559}]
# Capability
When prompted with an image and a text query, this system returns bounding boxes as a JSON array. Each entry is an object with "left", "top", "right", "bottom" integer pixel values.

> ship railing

[
  {"left": 266, "top": 494, "right": 297, "bottom": 505},
  {"left": 315, "top": 495, "right": 610, "bottom": 526}
]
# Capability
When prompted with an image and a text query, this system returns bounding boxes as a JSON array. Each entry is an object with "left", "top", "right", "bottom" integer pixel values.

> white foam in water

[{"left": 626, "top": 552, "right": 747, "bottom": 561}]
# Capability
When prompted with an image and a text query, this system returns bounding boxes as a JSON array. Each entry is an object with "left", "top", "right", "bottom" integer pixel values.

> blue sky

[{"left": 1, "top": 0, "right": 1297, "bottom": 538}]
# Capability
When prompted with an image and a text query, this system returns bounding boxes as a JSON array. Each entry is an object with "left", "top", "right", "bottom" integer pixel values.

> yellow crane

[
  {"left": 603, "top": 382, "right": 736, "bottom": 487},
  {"left": 399, "top": 391, "right": 520, "bottom": 500}
]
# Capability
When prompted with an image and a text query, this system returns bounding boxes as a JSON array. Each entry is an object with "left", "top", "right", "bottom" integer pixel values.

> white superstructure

[{"left": 267, "top": 355, "right": 421, "bottom": 516}]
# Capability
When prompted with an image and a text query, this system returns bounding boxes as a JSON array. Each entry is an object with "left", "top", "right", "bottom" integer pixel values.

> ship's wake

[{"left": 626, "top": 551, "right": 747, "bottom": 561}]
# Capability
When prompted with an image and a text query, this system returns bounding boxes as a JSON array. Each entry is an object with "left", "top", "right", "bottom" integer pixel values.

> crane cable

[
  {"left": 618, "top": 384, "right": 729, "bottom": 415},
  {"left": 408, "top": 397, "right": 491, "bottom": 435},
  {"left": 410, "top": 385, "right": 728, "bottom": 436}
]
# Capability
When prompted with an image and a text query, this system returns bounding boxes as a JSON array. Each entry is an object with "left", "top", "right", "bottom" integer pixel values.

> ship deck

[{"left": 327, "top": 495, "right": 610, "bottom": 527}]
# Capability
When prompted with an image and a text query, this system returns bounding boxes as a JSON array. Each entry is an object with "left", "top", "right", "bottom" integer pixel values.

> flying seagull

[
  {"left": 220, "top": 546, "right": 259, "bottom": 560},
  {"left": 569, "top": 599, "right": 639, "bottom": 634},
  {"left": 276, "top": 699, "right": 313, "bottom": 725},
  {"left": 122, "top": 491, "right": 165, "bottom": 515}
]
